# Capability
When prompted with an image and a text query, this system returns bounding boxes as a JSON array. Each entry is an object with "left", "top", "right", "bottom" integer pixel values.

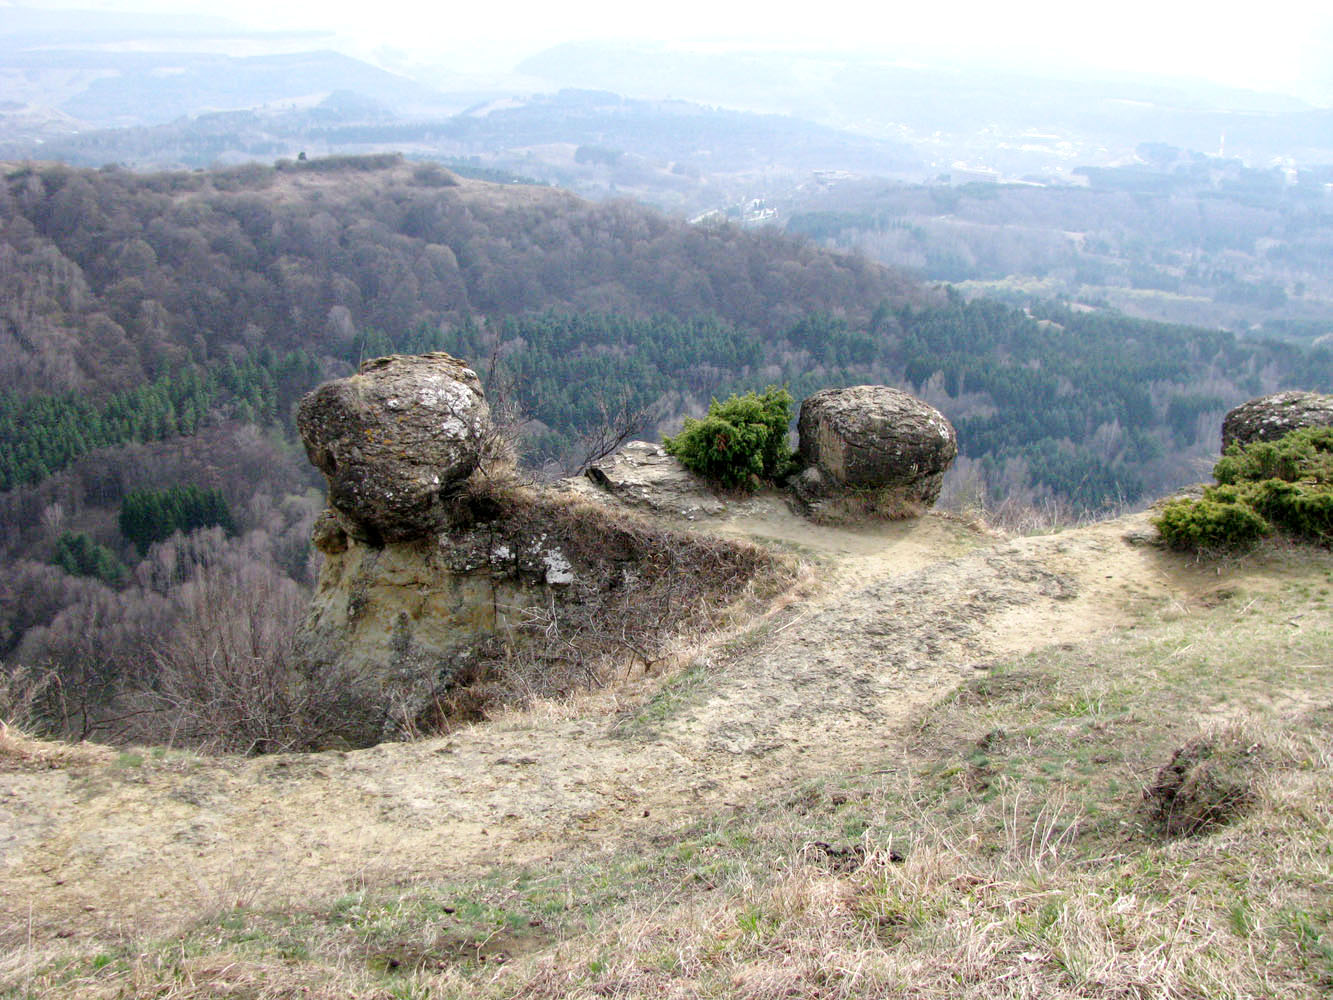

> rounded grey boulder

[
  {"left": 796, "top": 385, "right": 957, "bottom": 519},
  {"left": 297, "top": 353, "right": 490, "bottom": 542},
  {"left": 1221, "top": 391, "right": 1333, "bottom": 451}
]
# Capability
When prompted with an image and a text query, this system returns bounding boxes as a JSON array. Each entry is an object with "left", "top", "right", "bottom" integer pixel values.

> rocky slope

[{"left": 290, "top": 355, "right": 789, "bottom": 747}]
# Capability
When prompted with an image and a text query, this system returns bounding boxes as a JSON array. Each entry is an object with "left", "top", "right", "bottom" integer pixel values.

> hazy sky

[{"left": 9, "top": 0, "right": 1333, "bottom": 101}]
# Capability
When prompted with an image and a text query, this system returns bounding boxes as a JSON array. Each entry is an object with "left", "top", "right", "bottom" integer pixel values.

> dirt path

[{"left": 0, "top": 508, "right": 1262, "bottom": 947}]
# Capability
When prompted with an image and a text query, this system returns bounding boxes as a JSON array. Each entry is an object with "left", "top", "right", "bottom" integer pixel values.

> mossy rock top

[{"left": 296, "top": 353, "right": 490, "bottom": 543}]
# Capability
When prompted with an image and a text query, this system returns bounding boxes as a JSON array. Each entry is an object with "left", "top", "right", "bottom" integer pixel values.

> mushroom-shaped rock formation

[
  {"left": 1221, "top": 391, "right": 1333, "bottom": 451},
  {"left": 292, "top": 358, "right": 781, "bottom": 748},
  {"left": 795, "top": 385, "right": 957, "bottom": 521},
  {"left": 296, "top": 353, "right": 490, "bottom": 543}
]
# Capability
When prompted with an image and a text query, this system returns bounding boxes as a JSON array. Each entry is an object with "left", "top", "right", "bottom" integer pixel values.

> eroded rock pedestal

[
  {"left": 1221, "top": 390, "right": 1333, "bottom": 450},
  {"left": 293, "top": 356, "right": 772, "bottom": 748},
  {"left": 794, "top": 385, "right": 957, "bottom": 522},
  {"left": 298, "top": 497, "right": 621, "bottom": 746}
]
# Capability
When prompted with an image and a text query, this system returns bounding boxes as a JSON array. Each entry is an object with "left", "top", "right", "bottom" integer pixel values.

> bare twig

[{"left": 572, "top": 392, "right": 664, "bottom": 475}]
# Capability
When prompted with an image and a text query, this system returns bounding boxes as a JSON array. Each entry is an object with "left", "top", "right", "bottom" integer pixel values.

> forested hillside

[
  {"left": 7, "top": 89, "right": 923, "bottom": 215},
  {"left": 784, "top": 151, "right": 1333, "bottom": 341},
  {"left": 1, "top": 154, "right": 1331, "bottom": 744},
  {"left": 1, "top": 155, "right": 912, "bottom": 396}
]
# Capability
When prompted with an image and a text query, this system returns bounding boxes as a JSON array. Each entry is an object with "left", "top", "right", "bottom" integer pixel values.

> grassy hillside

[{"left": 3, "top": 513, "right": 1330, "bottom": 999}]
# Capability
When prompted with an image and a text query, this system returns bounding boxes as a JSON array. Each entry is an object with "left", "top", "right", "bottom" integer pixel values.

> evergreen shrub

[
  {"left": 1213, "top": 426, "right": 1333, "bottom": 486},
  {"left": 663, "top": 387, "right": 795, "bottom": 491},
  {"left": 50, "top": 531, "right": 127, "bottom": 585},
  {"left": 1155, "top": 493, "right": 1270, "bottom": 550},
  {"left": 1247, "top": 478, "right": 1333, "bottom": 541},
  {"left": 1155, "top": 426, "right": 1333, "bottom": 551}
]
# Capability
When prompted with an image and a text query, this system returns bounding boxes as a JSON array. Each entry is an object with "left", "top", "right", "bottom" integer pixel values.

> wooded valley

[{"left": 2, "top": 154, "right": 1330, "bottom": 743}]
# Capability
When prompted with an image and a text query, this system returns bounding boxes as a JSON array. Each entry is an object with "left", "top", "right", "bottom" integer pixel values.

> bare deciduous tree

[
  {"left": 137, "top": 555, "right": 322, "bottom": 754},
  {"left": 571, "top": 391, "right": 664, "bottom": 476}
]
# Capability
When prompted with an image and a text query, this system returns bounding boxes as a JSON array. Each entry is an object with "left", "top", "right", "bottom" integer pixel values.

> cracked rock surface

[{"left": 795, "top": 385, "right": 957, "bottom": 518}]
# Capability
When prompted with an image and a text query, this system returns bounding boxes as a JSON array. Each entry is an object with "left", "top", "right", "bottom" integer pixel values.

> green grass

[{"left": 616, "top": 658, "right": 715, "bottom": 735}]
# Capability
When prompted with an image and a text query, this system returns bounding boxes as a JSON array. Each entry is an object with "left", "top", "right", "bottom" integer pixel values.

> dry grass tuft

[
  {"left": 0, "top": 721, "right": 114, "bottom": 769},
  {"left": 83, "top": 954, "right": 378, "bottom": 1000},
  {"left": 945, "top": 493, "right": 1132, "bottom": 537},
  {"left": 802, "top": 486, "right": 927, "bottom": 526},
  {"left": 1142, "top": 723, "right": 1266, "bottom": 837}
]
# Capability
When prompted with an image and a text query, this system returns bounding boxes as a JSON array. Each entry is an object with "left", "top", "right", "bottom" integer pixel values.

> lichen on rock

[
  {"left": 1221, "top": 390, "right": 1333, "bottom": 451},
  {"left": 296, "top": 352, "right": 490, "bottom": 543}
]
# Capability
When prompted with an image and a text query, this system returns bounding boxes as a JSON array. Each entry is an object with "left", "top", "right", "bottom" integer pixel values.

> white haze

[{"left": 7, "top": 0, "right": 1333, "bottom": 104}]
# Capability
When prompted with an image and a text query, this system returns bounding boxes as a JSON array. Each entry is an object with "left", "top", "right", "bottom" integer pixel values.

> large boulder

[
  {"left": 297, "top": 353, "right": 490, "bottom": 543},
  {"left": 1221, "top": 391, "right": 1333, "bottom": 451},
  {"left": 795, "top": 385, "right": 957, "bottom": 520}
]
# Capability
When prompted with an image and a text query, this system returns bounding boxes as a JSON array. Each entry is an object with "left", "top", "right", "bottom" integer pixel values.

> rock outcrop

[
  {"left": 297, "top": 491, "right": 774, "bottom": 747},
  {"left": 1221, "top": 391, "right": 1333, "bottom": 450},
  {"left": 299, "top": 497, "right": 605, "bottom": 745},
  {"left": 293, "top": 359, "right": 776, "bottom": 748},
  {"left": 296, "top": 353, "right": 490, "bottom": 544},
  {"left": 584, "top": 441, "right": 726, "bottom": 520},
  {"left": 794, "top": 385, "right": 957, "bottom": 521}
]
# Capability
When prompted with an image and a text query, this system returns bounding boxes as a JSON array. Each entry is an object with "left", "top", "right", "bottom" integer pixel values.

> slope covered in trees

[
  {"left": 4, "top": 154, "right": 1329, "bottom": 511},
  {"left": 0, "top": 155, "right": 913, "bottom": 399},
  {"left": 1, "top": 154, "right": 1331, "bottom": 745}
]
